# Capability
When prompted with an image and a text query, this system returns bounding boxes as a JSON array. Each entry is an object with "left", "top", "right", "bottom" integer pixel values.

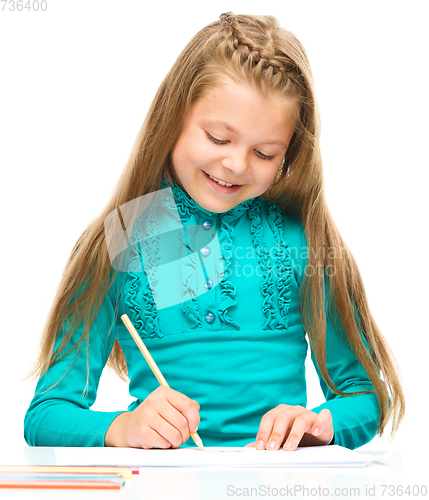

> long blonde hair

[{"left": 28, "top": 12, "right": 405, "bottom": 441}]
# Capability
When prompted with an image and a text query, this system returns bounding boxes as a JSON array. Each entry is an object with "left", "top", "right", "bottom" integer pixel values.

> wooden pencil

[
  {"left": 0, "top": 465, "right": 133, "bottom": 478},
  {"left": 121, "top": 313, "right": 204, "bottom": 450}
]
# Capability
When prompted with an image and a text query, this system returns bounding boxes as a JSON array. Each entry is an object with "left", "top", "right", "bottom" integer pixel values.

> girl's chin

[{"left": 195, "top": 198, "right": 225, "bottom": 213}]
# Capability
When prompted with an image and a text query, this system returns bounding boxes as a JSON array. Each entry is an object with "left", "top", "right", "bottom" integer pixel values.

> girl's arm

[
  {"left": 24, "top": 287, "right": 125, "bottom": 447},
  {"left": 308, "top": 308, "right": 380, "bottom": 449},
  {"left": 298, "top": 223, "right": 381, "bottom": 449},
  {"left": 248, "top": 219, "right": 380, "bottom": 451}
]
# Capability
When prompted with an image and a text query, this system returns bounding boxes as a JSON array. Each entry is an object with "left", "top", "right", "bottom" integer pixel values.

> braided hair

[{"left": 219, "top": 12, "right": 288, "bottom": 75}]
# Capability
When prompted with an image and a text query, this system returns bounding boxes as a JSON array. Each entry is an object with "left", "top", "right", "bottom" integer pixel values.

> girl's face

[{"left": 171, "top": 80, "right": 297, "bottom": 213}]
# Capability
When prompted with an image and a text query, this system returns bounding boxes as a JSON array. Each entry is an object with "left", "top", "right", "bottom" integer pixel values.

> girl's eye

[
  {"left": 205, "top": 132, "right": 276, "bottom": 162},
  {"left": 255, "top": 151, "right": 275, "bottom": 162},
  {"left": 206, "top": 132, "right": 228, "bottom": 145}
]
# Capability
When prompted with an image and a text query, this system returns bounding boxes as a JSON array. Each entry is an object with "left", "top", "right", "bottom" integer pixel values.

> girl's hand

[
  {"left": 105, "top": 386, "right": 200, "bottom": 449},
  {"left": 244, "top": 405, "right": 333, "bottom": 451}
]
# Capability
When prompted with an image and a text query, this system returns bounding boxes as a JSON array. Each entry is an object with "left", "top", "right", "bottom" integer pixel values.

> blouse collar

[{"left": 160, "top": 177, "right": 257, "bottom": 222}]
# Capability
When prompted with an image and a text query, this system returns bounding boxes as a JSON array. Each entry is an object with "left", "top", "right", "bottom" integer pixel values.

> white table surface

[{"left": 0, "top": 447, "right": 426, "bottom": 500}]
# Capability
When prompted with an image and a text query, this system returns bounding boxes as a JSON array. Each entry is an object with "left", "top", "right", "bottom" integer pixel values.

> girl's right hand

[{"left": 104, "top": 386, "right": 201, "bottom": 448}]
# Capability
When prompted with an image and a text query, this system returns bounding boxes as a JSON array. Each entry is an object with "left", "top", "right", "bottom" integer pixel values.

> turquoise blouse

[{"left": 24, "top": 179, "right": 380, "bottom": 450}]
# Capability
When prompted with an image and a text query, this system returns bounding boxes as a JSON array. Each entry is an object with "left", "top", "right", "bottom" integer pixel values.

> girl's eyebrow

[{"left": 206, "top": 119, "right": 287, "bottom": 147}]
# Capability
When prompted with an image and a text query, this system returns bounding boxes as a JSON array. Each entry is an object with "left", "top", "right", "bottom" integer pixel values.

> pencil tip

[{"left": 196, "top": 440, "right": 204, "bottom": 450}]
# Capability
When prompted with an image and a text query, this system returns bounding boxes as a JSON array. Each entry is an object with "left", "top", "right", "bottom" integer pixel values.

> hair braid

[{"left": 219, "top": 11, "right": 287, "bottom": 75}]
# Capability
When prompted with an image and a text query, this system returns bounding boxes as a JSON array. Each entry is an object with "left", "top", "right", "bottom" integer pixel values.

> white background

[{"left": 0, "top": 0, "right": 427, "bottom": 464}]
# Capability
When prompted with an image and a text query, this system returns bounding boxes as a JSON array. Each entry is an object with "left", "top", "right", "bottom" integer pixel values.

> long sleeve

[
  {"left": 293, "top": 224, "right": 381, "bottom": 449},
  {"left": 309, "top": 318, "right": 380, "bottom": 449},
  {"left": 24, "top": 286, "right": 125, "bottom": 447}
]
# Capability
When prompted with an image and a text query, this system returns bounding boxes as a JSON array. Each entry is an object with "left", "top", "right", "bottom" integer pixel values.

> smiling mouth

[{"left": 203, "top": 171, "right": 242, "bottom": 187}]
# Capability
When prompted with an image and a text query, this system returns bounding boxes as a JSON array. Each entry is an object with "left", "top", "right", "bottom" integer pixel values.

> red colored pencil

[{"left": 0, "top": 480, "right": 121, "bottom": 489}]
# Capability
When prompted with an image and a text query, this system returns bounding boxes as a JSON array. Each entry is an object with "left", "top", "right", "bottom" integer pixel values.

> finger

[
  {"left": 310, "top": 409, "right": 334, "bottom": 442},
  {"left": 192, "top": 399, "right": 200, "bottom": 411},
  {"left": 266, "top": 410, "right": 298, "bottom": 451},
  {"left": 282, "top": 411, "right": 316, "bottom": 451},
  {"left": 165, "top": 389, "right": 201, "bottom": 434},
  {"left": 143, "top": 415, "right": 178, "bottom": 449},
  {"left": 255, "top": 409, "right": 278, "bottom": 450},
  {"left": 244, "top": 442, "right": 256, "bottom": 447},
  {"left": 156, "top": 401, "right": 192, "bottom": 447}
]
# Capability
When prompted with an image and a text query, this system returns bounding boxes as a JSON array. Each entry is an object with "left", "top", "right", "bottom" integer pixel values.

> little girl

[{"left": 24, "top": 12, "right": 405, "bottom": 451}]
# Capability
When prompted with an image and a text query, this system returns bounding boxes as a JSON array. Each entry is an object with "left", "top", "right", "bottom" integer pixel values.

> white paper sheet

[{"left": 55, "top": 445, "right": 372, "bottom": 468}]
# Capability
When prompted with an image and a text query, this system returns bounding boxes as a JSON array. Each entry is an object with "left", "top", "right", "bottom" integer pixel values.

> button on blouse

[
  {"left": 205, "top": 312, "right": 215, "bottom": 323},
  {"left": 201, "top": 246, "right": 211, "bottom": 257},
  {"left": 202, "top": 220, "right": 212, "bottom": 230}
]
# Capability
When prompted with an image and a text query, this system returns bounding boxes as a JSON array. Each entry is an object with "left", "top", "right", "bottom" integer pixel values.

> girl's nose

[{"left": 221, "top": 151, "right": 249, "bottom": 175}]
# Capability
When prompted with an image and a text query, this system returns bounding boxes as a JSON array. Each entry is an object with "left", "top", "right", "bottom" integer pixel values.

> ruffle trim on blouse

[
  {"left": 124, "top": 204, "right": 163, "bottom": 339},
  {"left": 160, "top": 183, "right": 203, "bottom": 334},
  {"left": 248, "top": 200, "right": 277, "bottom": 330},
  {"left": 216, "top": 213, "right": 241, "bottom": 330},
  {"left": 266, "top": 202, "right": 293, "bottom": 331},
  {"left": 178, "top": 213, "right": 203, "bottom": 334}
]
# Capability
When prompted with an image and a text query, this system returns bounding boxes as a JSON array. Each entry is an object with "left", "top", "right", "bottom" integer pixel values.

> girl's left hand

[{"left": 244, "top": 405, "right": 333, "bottom": 451}]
